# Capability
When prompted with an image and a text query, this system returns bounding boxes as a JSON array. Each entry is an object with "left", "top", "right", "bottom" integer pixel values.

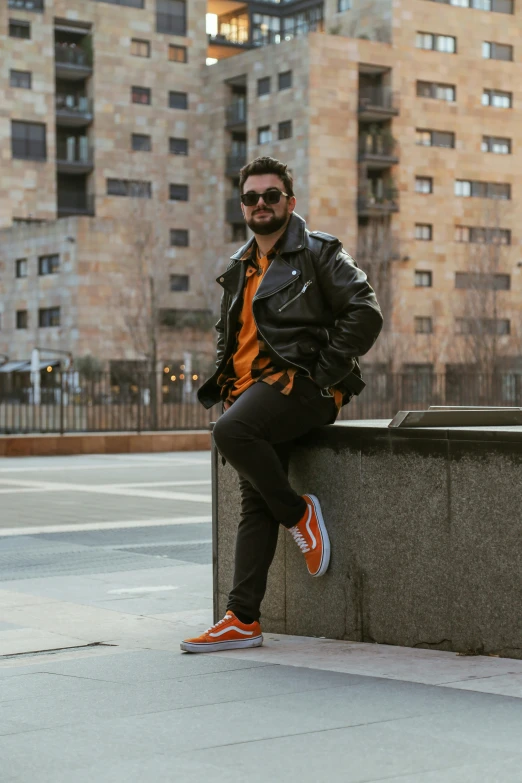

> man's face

[{"left": 241, "top": 174, "right": 296, "bottom": 236}]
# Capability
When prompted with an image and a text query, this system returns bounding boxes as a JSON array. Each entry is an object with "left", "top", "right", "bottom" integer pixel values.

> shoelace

[
  {"left": 205, "top": 614, "right": 232, "bottom": 634},
  {"left": 290, "top": 526, "right": 311, "bottom": 554}
]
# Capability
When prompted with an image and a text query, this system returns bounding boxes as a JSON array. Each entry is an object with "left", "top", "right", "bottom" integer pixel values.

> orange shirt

[{"left": 230, "top": 251, "right": 271, "bottom": 398}]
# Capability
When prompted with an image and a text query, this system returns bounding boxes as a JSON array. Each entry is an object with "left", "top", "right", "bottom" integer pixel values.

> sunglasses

[{"left": 240, "top": 189, "right": 289, "bottom": 207}]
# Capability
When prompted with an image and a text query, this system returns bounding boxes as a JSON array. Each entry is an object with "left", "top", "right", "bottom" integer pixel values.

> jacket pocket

[{"left": 278, "top": 280, "right": 313, "bottom": 312}]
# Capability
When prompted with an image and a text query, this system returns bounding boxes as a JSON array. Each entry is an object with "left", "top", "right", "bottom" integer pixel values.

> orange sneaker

[
  {"left": 288, "top": 494, "right": 330, "bottom": 577},
  {"left": 180, "top": 611, "right": 263, "bottom": 653}
]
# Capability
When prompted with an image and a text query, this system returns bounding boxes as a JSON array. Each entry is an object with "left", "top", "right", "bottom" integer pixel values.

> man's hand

[{"left": 223, "top": 401, "right": 232, "bottom": 411}]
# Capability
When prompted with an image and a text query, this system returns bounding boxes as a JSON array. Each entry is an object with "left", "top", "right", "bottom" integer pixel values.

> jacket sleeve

[
  {"left": 312, "top": 241, "right": 384, "bottom": 389},
  {"left": 215, "top": 291, "right": 227, "bottom": 367}
]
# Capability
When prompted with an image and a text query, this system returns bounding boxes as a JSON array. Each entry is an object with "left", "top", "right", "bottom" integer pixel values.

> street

[{"left": 1, "top": 451, "right": 522, "bottom": 782}]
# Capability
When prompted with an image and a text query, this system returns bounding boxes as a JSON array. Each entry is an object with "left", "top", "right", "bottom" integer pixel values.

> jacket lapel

[{"left": 254, "top": 254, "right": 301, "bottom": 299}]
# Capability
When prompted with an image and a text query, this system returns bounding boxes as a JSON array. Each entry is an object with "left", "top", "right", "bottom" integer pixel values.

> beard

[{"left": 246, "top": 210, "right": 289, "bottom": 236}]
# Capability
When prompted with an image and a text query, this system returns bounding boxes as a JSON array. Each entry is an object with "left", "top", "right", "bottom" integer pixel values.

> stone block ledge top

[{"left": 328, "top": 419, "right": 522, "bottom": 443}]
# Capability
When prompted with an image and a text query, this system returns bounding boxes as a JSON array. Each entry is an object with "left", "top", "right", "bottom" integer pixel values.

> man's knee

[{"left": 213, "top": 413, "right": 247, "bottom": 454}]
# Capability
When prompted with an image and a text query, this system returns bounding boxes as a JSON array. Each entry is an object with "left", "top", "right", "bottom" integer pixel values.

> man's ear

[{"left": 288, "top": 196, "right": 297, "bottom": 214}]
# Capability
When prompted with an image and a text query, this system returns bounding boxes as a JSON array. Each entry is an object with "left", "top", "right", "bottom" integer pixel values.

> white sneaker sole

[
  {"left": 180, "top": 635, "right": 263, "bottom": 653},
  {"left": 305, "top": 494, "right": 331, "bottom": 577}
]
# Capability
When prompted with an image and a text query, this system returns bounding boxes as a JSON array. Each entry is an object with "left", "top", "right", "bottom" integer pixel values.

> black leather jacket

[{"left": 197, "top": 213, "right": 383, "bottom": 410}]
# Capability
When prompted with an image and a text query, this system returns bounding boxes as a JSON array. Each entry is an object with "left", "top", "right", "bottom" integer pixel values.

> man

[{"left": 181, "top": 156, "right": 383, "bottom": 653}]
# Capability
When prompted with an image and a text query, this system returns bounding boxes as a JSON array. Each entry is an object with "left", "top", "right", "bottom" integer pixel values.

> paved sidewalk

[{"left": 1, "top": 453, "right": 521, "bottom": 782}]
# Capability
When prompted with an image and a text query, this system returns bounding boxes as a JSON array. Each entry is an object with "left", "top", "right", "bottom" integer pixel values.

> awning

[
  {"left": 0, "top": 359, "right": 60, "bottom": 373},
  {"left": 0, "top": 361, "right": 29, "bottom": 373}
]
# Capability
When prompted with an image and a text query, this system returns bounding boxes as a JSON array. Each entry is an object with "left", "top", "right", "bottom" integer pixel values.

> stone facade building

[{"left": 1, "top": 0, "right": 521, "bottom": 382}]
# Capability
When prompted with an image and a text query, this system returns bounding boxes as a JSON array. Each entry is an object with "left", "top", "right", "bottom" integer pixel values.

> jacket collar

[{"left": 228, "top": 212, "right": 307, "bottom": 262}]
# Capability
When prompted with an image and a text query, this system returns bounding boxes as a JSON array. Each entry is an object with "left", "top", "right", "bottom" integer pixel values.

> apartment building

[
  {"left": 0, "top": 0, "right": 210, "bottom": 375},
  {"left": 1, "top": 0, "right": 521, "bottom": 381}
]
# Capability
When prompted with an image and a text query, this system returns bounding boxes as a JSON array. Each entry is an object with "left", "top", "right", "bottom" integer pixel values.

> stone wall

[{"left": 214, "top": 421, "right": 522, "bottom": 659}]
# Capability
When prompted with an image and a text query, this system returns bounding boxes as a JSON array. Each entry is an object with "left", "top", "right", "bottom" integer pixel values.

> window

[
  {"left": 11, "top": 121, "right": 46, "bottom": 161},
  {"left": 107, "top": 179, "right": 152, "bottom": 198},
  {"left": 232, "top": 224, "right": 247, "bottom": 242},
  {"left": 278, "top": 70, "right": 292, "bottom": 91},
  {"left": 415, "top": 317, "right": 433, "bottom": 334},
  {"left": 455, "top": 272, "right": 510, "bottom": 290},
  {"left": 38, "top": 254, "right": 60, "bottom": 275},
  {"left": 278, "top": 120, "right": 293, "bottom": 140},
  {"left": 415, "top": 271, "right": 433, "bottom": 287},
  {"left": 169, "top": 183, "right": 189, "bottom": 201},
  {"left": 8, "top": 0, "right": 44, "bottom": 9},
  {"left": 169, "top": 137, "right": 188, "bottom": 155},
  {"left": 257, "top": 77, "right": 271, "bottom": 97},
  {"left": 170, "top": 274, "right": 189, "bottom": 291},
  {"left": 416, "top": 32, "right": 456, "bottom": 53},
  {"left": 455, "top": 226, "right": 511, "bottom": 244},
  {"left": 455, "top": 180, "right": 511, "bottom": 199},
  {"left": 131, "top": 86, "right": 151, "bottom": 105},
  {"left": 482, "top": 89, "right": 512, "bottom": 108},
  {"left": 338, "top": 0, "right": 351, "bottom": 9},
  {"left": 168, "top": 44, "right": 187, "bottom": 62},
  {"left": 10, "top": 70, "right": 31, "bottom": 89},
  {"left": 131, "top": 39, "right": 150, "bottom": 57},
  {"left": 258, "top": 126, "right": 272, "bottom": 145},
  {"left": 9, "top": 20, "right": 30, "bottom": 39},
  {"left": 156, "top": 0, "right": 186, "bottom": 36},
  {"left": 482, "top": 136, "right": 511, "bottom": 154},
  {"left": 482, "top": 42, "right": 513, "bottom": 61},
  {"left": 416, "top": 129, "right": 455, "bottom": 148},
  {"left": 131, "top": 133, "right": 152, "bottom": 151},
  {"left": 417, "top": 81, "right": 456, "bottom": 101},
  {"left": 415, "top": 177, "right": 433, "bottom": 194},
  {"left": 16, "top": 310, "right": 28, "bottom": 329},
  {"left": 456, "top": 318, "right": 510, "bottom": 335},
  {"left": 15, "top": 258, "right": 28, "bottom": 278},
  {"left": 91, "top": 0, "right": 144, "bottom": 5},
  {"left": 169, "top": 91, "right": 188, "bottom": 109},
  {"left": 415, "top": 224, "right": 433, "bottom": 241},
  {"left": 170, "top": 229, "right": 189, "bottom": 247},
  {"left": 39, "top": 307, "right": 60, "bottom": 328}
]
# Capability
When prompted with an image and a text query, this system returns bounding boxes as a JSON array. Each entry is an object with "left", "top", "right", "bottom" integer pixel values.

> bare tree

[{"left": 446, "top": 199, "right": 521, "bottom": 374}]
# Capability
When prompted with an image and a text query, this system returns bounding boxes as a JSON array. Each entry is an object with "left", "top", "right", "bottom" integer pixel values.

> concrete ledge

[
  {"left": 214, "top": 419, "right": 522, "bottom": 660},
  {"left": 0, "top": 430, "right": 211, "bottom": 457}
]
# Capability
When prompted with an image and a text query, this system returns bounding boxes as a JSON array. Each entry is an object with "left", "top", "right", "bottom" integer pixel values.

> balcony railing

[
  {"left": 55, "top": 95, "right": 93, "bottom": 128},
  {"left": 358, "top": 87, "right": 399, "bottom": 116},
  {"left": 54, "top": 45, "right": 92, "bottom": 69},
  {"left": 226, "top": 152, "right": 247, "bottom": 176},
  {"left": 358, "top": 134, "right": 399, "bottom": 166},
  {"left": 226, "top": 197, "right": 244, "bottom": 224},
  {"left": 226, "top": 101, "right": 247, "bottom": 128},
  {"left": 8, "top": 0, "right": 44, "bottom": 10},
  {"left": 56, "top": 138, "right": 93, "bottom": 170},
  {"left": 357, "top": 188, "right": 399, "bottom": 215},
  {"left": 57, "top": 192, "right": 95, "bottom": 216},
  {"left": 208, "top": 32, "right": 251, "bottom": 48}
]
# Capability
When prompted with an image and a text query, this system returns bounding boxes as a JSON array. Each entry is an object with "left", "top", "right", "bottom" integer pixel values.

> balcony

[
  {"left": 56, "top": 138, "right": 93, "bottom": 174},
  {"left": 226, "top": 152, "right": 247, "bottom": 177},
  {"left": 226, "top": 197, "right": 244, "bottom": 224},
  {"left": 358, "top": 87, "right": 399, "bottom": 121},
  {"left": 357, "top": 187, "right": 399, "bottom": 217},
  {"left": 226, "top": 101, "right": 247, "bottom": 129},
  {"left": 57, "top": 192, "right": 95, "bottom": 218},
  {"left": 55, "top": 95, "right": 93, "bottom": 128},
  {"left": 358, "top": 134, "right": 399, "bottom": 169},
  {"left": 55, "top": 44, "right": 92, "bottom": 81},
  {"left": 8, "top": 0, "right": 44, "bottom": 10}
]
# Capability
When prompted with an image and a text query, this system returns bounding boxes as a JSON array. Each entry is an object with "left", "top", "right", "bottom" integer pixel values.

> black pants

[{"left": 212, "top": 375, "right": 338, "bottom": 622}]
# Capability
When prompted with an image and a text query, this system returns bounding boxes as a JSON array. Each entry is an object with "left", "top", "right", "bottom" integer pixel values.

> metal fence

[{"left": 1, "top": 372, "right": 521, "bottom": 435}]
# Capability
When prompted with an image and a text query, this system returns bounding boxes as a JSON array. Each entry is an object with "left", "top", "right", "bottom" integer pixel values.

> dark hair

[{"left": 239, "top": 156, "right": 294, "bottom": 196}]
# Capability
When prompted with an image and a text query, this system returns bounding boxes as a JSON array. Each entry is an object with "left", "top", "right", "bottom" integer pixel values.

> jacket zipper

[
  {"left": 252, "top": 279, "right": 312, "bottom": 377},
  {"left": 278, "top": 280, "right": 313, "bottom": 312}
]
